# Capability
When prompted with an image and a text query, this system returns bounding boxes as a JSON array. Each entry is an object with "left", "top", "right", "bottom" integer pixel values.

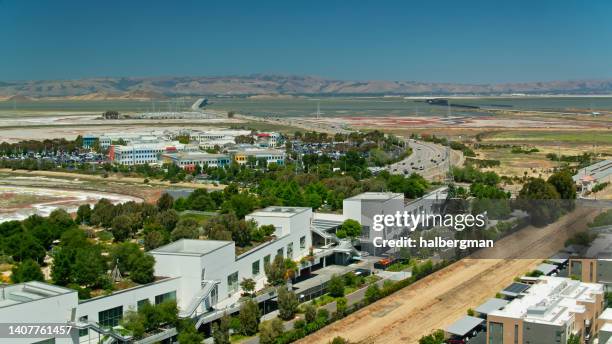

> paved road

[{"left": 387, "top": 139, "right": 464, "bottom": 180}]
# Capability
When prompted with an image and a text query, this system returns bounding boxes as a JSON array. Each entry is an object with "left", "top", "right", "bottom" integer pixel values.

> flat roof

[
  {"left": 475, "top": 298, "right": 509, "bottom": 315},
  {"left": 445, "top": 316, "right": 484, "bottom": 337},
  {"left": 248, "top": 206, "right": 310, "bottom": 218},
  {"left": 345, "top": 192, "right": 403, "bottom": 201},
  {"left": 490, "top": 277, "right": 603, "bottom": 326},
  {"left": 535, "top": 263, "right": 558, "bottom": 275},
  {"left": 151, "top": 239, "right": 233, "bottom": 256},
  {"left": 0, "top": 281, "right": 75, "bottom": 308}
]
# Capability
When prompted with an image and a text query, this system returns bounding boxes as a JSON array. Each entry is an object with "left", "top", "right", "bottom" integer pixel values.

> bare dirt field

[{"left": 299, "top": 206, "right": 603, "bottom": 344}]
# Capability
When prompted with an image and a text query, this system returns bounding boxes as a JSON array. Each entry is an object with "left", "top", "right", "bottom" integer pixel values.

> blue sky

[{"left": 1, "top": 0, "right": 611, "bottom": 83}]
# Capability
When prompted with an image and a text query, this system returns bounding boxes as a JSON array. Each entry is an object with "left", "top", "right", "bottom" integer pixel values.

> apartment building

[
  {"left": 487, "top": 276, "right": 605, "bottom": 344},
  {"left": 569, "top": 232, "right": 612, "bottom": 292}
]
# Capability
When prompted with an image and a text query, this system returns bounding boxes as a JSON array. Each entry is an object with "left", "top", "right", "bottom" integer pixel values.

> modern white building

[
  {"left": 342, "top": 187, "right": 447, "bottom": 256},
  {"left": 188, "top": 129, "right": 252, "bottom": 142},
  {"left": 160, "top": 152, "right": 231, "bottom": 171},
  {"left": 109, "top": 142, "right": 198, "bottom": 166},
  {"left": 0, "top": 282, "right": 79, "bottom": 344}
]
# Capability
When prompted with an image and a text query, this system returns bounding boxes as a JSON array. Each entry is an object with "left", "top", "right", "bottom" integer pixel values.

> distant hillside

[{"left": 1, "top": 75, "right": 612, "bottom": 99}]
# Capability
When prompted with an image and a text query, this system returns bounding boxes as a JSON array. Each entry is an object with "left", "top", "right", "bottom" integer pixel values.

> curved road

[{"left": 387, "top": 139, "right": 464, "bottom": 180}]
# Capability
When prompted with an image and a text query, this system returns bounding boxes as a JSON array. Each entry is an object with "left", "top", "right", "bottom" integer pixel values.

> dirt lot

[{"left": 299, "top": 206, "right": 602, "bottom": 344}]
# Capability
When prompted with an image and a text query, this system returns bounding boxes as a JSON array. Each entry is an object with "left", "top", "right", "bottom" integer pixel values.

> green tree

[
  {"left": 418, "top": 330, "right": 445, "bottom": 344},
  {"left": 73, "top": 246, "right": 106, "bottom": 287},
  {"left": 328, "top": 274, "right": 345, "bottom": 297},
  {"left": 547, "top": 170, "right": 577, "bottom": 200},
  {"left": 156, "top": 209, "right": 180, "bottom": 232},
  {"left": 238, "top": 298, "right": 261, "bottom": 336},
  {"left": 277, "top": 287, "right": 299, "bottom": 320},
  {"left": 240, "top": 278, "right": 256, "bottom": 296},
  {"left": 264, "top": 254, "right": 288, "bottom": 286},
  {"left": 518, "top": 178, "right": 562, "bottom": 227},
  {"left": 177, "top": 321, "right": 204, "bottom": 344},
  {"left": 336, "top": 219, "right": 362, "bottom": 239},
  {"left": 212, "top": 314, "right": 230, "bottom": 344},
  {"left": 365, "top": 284, "right": 381, "bottom": 303},
  {"left": 6, "top": 233, "right": 46, "bottom": 262},
  {"left": 259, "top": 318, "right": 284, "bottom": 344},
  {"left": 330, "top": 337, "right": 351, "bottom": 344},
  {"left": 11, "top": 259, "right": 44, "bottom": 283},
  {"left": 567, "top": 334, "right": 580, "bottom": 344},
  {"left": 121, "top": 310, "right": 146, "bottom": 339},
  {"left": 304, "top": 303, "right": 317, "bottom": 323},
  {"left": 111, "top": 215, "right": 133, "bottom": 242},
  {"left": 171, "top": 219, "right": 200, "bottom": 241},
  {"left": 51, "top": 248, "right": 73, "bottom": 286},
  {"left": 157, "top": 193, "right": 174, "bottom": 211},
  {"left": 144, "top": 230, "right": 168, "bottom": 251},
  {"left": 130, "top": 254, "right": 155, "bottom": 284},
  {"left": 76, "top": 204, "right": 92, "bottom": 225}
]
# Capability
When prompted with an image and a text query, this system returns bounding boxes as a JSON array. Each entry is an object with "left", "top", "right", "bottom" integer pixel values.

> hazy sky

[{"left": 1, "top": 0, "right": 611, "bottom": 83}]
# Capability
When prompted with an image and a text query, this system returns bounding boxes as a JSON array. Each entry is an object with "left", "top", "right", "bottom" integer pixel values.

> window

[
  {"left": 137, "top": 299, "right": 150, "bottom": 311},
  {"left": 488, "top": 322, "right": 503, "bottom": 344},
  {"left": 264, "top": 254, "right": 271, "bottom": 267},
  {"left": 277, "top": 248, "right": 284, "bottom": 258},
  {"left": 155, "top": 291, "right": 176, "bottom": 305},
  {"left": 514, "top": 324, "right": 518, "bottom": 344},
  {"left": 78, "top": 316, "right": 88, "bottom": 337},
  {"left": 228, "top": 271, "right": 239, "bottom": 294},
  {"left": 252, "top": 260, "right": 260, "bottom": 276},
  {"left": 287, "top": 243, "right": 294, "bottom": 258},
  {"left": 300, "top": 236, "right": 306, "bottom": 249},
  {"left": 99, "top": 306, "right": 123, "bottom": 327}
]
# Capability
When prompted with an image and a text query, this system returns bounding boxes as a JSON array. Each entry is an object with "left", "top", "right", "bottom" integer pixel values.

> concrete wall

[
  {"left": 522, "top": 321, "right": 566, "bottom": 344},
  {"left": 486, "top": 315, "right": 523, "bottom": 344}
]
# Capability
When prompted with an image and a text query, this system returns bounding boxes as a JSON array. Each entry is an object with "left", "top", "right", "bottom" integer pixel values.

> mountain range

[{"left": 2, "top": 75, "right": 612, "bottom": 99}]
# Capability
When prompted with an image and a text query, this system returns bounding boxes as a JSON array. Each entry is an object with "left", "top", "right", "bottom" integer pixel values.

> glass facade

[
  {"left": 155, "top": 291, "right": 176, "bottom": 305},
  {"left": 287, "top": 243, "right": 294, "bottom": 258},
  {"left": 228, "top": 271, "right": 239, "bottom": 294},
  {"left": 99, "top": 305, "right": 123, "bottom": 327},
  {"left": 137, "top": 298, "right": 150, "bottom": 310},
  {"left": 264, "top": 254, "right": 271, "bottom": 266},
  {"left": 489, "top": 322, "right": 504, "bottom": 344},
  {"left": 252, "top": 260, "right": 260, "bottom": 276}
]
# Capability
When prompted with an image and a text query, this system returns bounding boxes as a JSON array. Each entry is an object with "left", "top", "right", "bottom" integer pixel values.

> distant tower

[{"left": 316, "top": 101, "right": 321, "bottom": 120}]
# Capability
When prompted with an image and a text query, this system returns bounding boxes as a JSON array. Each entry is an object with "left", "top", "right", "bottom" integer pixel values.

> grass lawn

[
  {"left": 386, "top": 261, "right": 412, "bottom": 272},
  {"left": 179, "top": 211, "right": 213, "bottom": 225}
]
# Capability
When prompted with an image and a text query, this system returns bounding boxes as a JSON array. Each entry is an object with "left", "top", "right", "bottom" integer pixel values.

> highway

[{"left": 387, "top": 139, "right": 464, "bottom": 180}]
